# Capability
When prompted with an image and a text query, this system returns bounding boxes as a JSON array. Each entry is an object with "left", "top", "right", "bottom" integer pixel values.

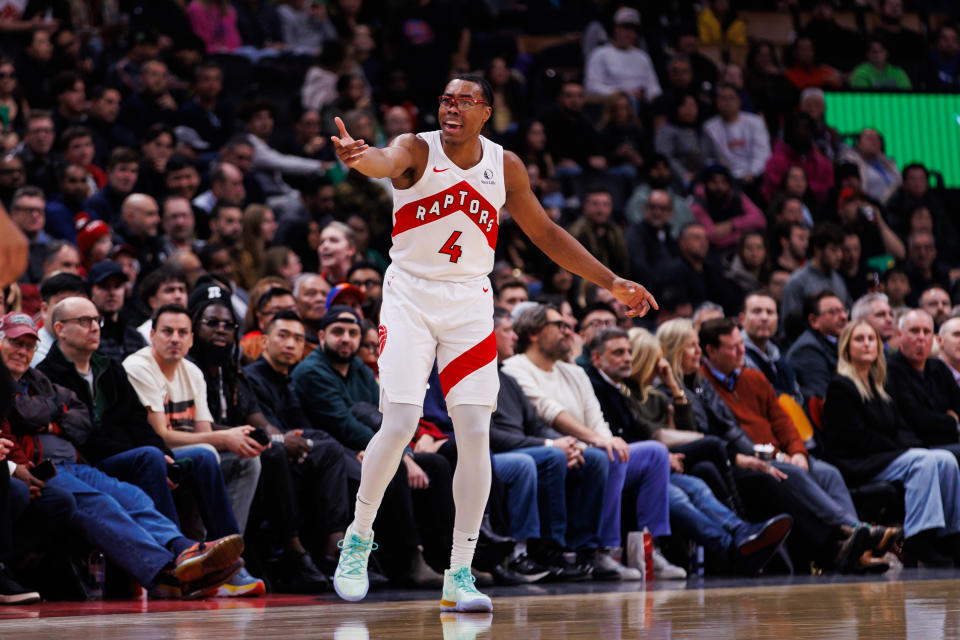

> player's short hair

[{"left": 452, "top": 73, "right": 493, "bottom": 105}]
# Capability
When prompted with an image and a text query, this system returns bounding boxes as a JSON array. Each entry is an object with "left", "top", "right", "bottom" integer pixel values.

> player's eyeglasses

[{"left": 439, "top": 95, "right": 489, "bottom": 111}]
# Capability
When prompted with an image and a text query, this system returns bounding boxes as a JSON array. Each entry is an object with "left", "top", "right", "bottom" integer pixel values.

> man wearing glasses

[
  {"left": 9, "top": 186, "right": 49, "bottom": 284},
  {"left": 89, "top": 260, "right": 147, "bottom": 362},
  {"left": 330, "top": 74, "right": 656, "bottom": 611}
]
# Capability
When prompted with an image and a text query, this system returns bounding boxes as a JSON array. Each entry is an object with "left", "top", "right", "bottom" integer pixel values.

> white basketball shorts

[{"left": 377, "top": 265, "right": 499, "bottom": 410}]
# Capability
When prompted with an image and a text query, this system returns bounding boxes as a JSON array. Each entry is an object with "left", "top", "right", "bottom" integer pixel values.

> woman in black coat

[{"left": 823, "top": 320, "right": 960, "bottom": 565}]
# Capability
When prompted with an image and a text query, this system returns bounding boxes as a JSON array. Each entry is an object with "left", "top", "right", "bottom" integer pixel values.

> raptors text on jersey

[{"left": 390, "top": 130, "right": 506, "bottom": 282}]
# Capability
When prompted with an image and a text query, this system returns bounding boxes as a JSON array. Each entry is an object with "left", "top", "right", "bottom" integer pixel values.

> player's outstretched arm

[
  {"left": 330, "top": 116, "right": 419, "bottom": 180},
  {"left": 503, "top": 151, "right": 658, "bottom": 318},
  {"left": 0, "top": 203, "right": 28, "bottom": 288}
]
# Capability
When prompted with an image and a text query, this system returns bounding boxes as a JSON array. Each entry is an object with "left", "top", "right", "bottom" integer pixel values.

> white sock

[
  {"left": 351, "top": 401, "right": 422, "bottom": 538},
  {"left": 447, "top": 404, "right": 493, "bottom": 570}
]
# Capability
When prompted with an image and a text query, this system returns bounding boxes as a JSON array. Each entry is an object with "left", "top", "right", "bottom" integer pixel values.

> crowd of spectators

[{"left": 2, "top": 0, "right": 960, "bottom": 603}]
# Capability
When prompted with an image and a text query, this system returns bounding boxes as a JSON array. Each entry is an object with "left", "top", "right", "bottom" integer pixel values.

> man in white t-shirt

[
  {"left": 501, "top": 303, "right": 681, "bottom": 577},
  {"left": 702, "top": 84, "right": 771, "bottom": 184},
  {"left": 584, "top": 7, "right": 662, "bottom": 102},
  {"left": 123, "top": 303, "right": 266, "bottom": 596}
]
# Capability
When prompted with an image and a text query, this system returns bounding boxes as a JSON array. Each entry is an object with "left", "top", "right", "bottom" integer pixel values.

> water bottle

[{"left": 88, "top": 551, "right": 105, "bottom": 601}]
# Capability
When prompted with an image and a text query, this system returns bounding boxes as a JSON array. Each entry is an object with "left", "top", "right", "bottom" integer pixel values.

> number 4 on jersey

[{"left": 439, "top": 231, "right": 463, "bottom": 263}]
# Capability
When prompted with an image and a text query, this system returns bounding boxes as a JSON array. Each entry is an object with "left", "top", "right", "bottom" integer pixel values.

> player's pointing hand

[
  {"left": 331, "top": 116, "right": 369, "bottom": 167},
  {"left": 611, "top": 278, "right": 659, "bottom": 318}
]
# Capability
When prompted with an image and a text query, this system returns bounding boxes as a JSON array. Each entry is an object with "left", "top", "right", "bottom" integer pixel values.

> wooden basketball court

[{"left": 2, "top": 571, "right": 960, "bottom": 639}]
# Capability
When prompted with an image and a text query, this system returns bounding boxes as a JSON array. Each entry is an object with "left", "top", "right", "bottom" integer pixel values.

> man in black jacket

[
  {"left": 37, "top": 296, "right": 242, "bottom": 542},
  {"left": 89, "top": 261, "right": 147, "bottom": 362},
  {"left": 886, "top": 309, "right": 960, "bottom": 463},
  {"left": 785, "top": 290, "right": 847, "bottom": 401}
]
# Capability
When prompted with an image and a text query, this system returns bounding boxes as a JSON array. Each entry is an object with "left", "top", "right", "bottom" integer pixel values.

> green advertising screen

[{"left": 824, "top": 92, "right": 960, "bottom": 188}]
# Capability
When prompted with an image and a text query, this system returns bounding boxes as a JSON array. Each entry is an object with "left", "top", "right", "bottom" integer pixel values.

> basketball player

[{"left": 329, "top": 75, "right": 657, "bottom": 612}]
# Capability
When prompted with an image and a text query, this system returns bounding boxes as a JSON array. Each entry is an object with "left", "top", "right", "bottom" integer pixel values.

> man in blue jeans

[
  {"left": 490, "top": 307, "right": 636, "bottom": 581},
  {"left": 0, "top": 311, "right": 244, "bottom": 597},
  {"left": 37, "top": 297, "right": 241, "bottom": 542}
]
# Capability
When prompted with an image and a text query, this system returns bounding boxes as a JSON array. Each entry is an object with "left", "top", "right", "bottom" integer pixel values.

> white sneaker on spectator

[
  {"left": 652, "top": 548, "right": 687, "bottom": 580},
  {"left": 594, "top": 549, "right": 642, "bottom": 581}
]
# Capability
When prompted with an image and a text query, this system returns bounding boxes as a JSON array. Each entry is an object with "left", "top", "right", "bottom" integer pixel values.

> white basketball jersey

[{"left": 390, "top": 130, "right": 506, "bottom": 282}]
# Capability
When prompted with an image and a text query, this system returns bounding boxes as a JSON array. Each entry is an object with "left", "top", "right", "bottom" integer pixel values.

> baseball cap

[
  {"left": 87, "top": 260, "right": 128, "bottom": 286},
  {"left": 325, "top": 282, "right": 366, "bottom": 310},
  {"left": 0, "top": 312, "right": 39, "bottom": 340},
  {"left": 187, "top": 281, "right": 233, "bottom": 318},
  {"left": 320, "top": 305, "right": 361, "bottom": 330},
  {"left": 613, "top": 7, "right": 641, "bottom": 26}
]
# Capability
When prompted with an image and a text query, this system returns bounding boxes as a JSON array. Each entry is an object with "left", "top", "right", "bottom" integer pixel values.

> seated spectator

[
  {"left": 613, "top": 328, "right": 792, "bottom": 575},
  {"left": 784, "top": 37, "right": 842, "bottom": 91},
  {"left": 87, "top": 87, "right": 138, "bottom": 167},
  {"left": 494, "top": 280, "right": 528, "bottom": 314},
  {"left": 804, "top": 1, "right": 866, "bottom": 73},
  {"left": 319, "top": 221, "right": 357, "bottom": 287},
  {"left": 654, "top": 93, "right": 714, "bottom": 191},
  {"left": 192, "top": 160, "right": 245, "bottom": 222},
  {"left": 697, "top": 0, "right": 746, "bottom": 46},
  {"left": 924, "top": 24, "right": 960, "bottom": 91},
  {"left": 279, "top": 0, "right": 337, "bottom": 56},
  {"left": 762, "top": 113, "right": 834, "bottom": 205},
  {"left": 786, "top": 291, "right": 847, "bottom": 401},
  {"left": 50, "top": 70, "right": 88, "bottom": 135},
  {"left": 17, "top": 112, "right": 64, "bottom": 197},
  {"left": 186, "top": 0, "right": 241, "bottom": 54},
  {"left": 839, "top": 230, "right": 867, "bottom": 307},
  {"left": 178, "top": 61, "right": 235, "bottom": 149},
  {"left": 240, "top": 99, "right": 324, "bottom": 186},
  {"left": 135, "top": 124, "right": 175, "bottom": 200},
  {"left": 907, "top": 234, "right": 951, "bottom": 308},
  {"left": 290, "top": 305, "right": 447, "bottom": 585},
  {"left": 723, "top": 232, "right": 769, "bottom": 301},
  {"left": 836, "top": 189, "right": 904, "bottom": 263},
  {"left": 675, "top": 29, "right": 719, "bottom": 91},
  {"left": 744, "top": 43, "right": 797, "bottom": 139},
  {"left": 346, "top": 261, "right": 383, "bottom": 319},
  {"left": 781, "top": 223, "right": 849, "bottom": 328},
  {"left": 938, "top": 318, "right": 960, "bottom": 387},
  {"left": 919, "top": 287, "right": 952, "bottom": 334},
  {"left": 573, "top": 302, "right": 619, "bottom": 368},
  {"left": 542, "top": 82, "right": 605, "bottom": 175},
  {"left": 740, "top": 291, "right": 802, "bottom": 400},
  {"left": 45, "top": 165, "right": 91, "bottom": 242},
  {"left": 60, "top": 127, "right": 105, "bottom": 194},
  {"left": 824, "top": 320, "right": 959, "bottom": 567},
  {"left": 851, "top": 37, "right": 911, "bottom": 90},
  {"left": 698, "top": 318, "right": 885, "bottom": 572},
  {"left": 239, "top": 285, "right": 297, "bottom": 364},
  {"left": 115, "top": 193, "right": 165, "bottom": 275},
  {"left": 135, "top": 266, "right": 189, "bottom": 342},
  {"left": 40, "top": 240, "right": 82, "bottom": 282},
  {"left": 702, "top": 85, "right": 771, "bottom": 185},
  {"left": 692, "top": 302, "right": 723, "bottom": 331},
  {"left": 566, "top": 187, "right": 628, "bottom": 277},
  {"left": 0, "top": 312, "right": 245, "bottom": 598},
  {"left": 799, "top": 88, "right": 841, "bottom": 163},
  {"left": 88, "top": 261, "right": 148, "bottom": 362},
  {"left": 649, "top": 56, "right": 708, "bottom": 132},
  {"left": 885, "top": 310, "right": 960, "bottom": 465},
  {"left": 119, "top": 60, "right": 180, "bottom": 139},
  {"left": 597, "top": 91, "right": 648, "bottom": 180},
  {"left": 502, "top": 304, "right": 683, "bottom": 579},
  {"left": 295, "top": 273, "right": 331, "bottom": 354},
  {"left": 9, "top": 187, "right": 49, "bottom": 284},
  {"left": 850, "top": 293, "right": 897, "bottom": 353},
  {"left": 584, "top": 7, "right": 661, "bottom": 103},
  {"left": 624, "top": 154, "right": 695, "bottom": 237},
  {"left": 838, "top": 129, "right": 901, "bottom": 205},
  {"left": 0, "top": 155, "right": 26, "bottom": 211},
  {"left": 887, "top": 164, "right": 955, "bottom": 258},
  {"left": 873, "top": 0, "right": 928, "bottom": 76},
  {"left": 83, "top": 147, "right": 139, "bottom": 225},
  {"left": 771, "top": 221, "right": 808, "bottom": 274},
  {"left": 122, "top": 301, "right": 265, "bottom": 595},
  {"left": 660, "top": 222, "right": 735, "bottom": 314},
  {"left": 31, "top": 273, "right": 88, "bottom": 367},
  {"left": 161, "top": 195, "right": 204, "bottom": 256},
  {"left": 625, "top": 189, "right": 681, "bottom": 286},
  {"left": 691, "top": 165, "right": 765, "bottom": 251}
]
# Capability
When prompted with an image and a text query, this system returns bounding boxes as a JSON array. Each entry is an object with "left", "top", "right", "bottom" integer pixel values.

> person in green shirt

[{"left": 850, "top": 38, "right": 912, "bottom": 90}]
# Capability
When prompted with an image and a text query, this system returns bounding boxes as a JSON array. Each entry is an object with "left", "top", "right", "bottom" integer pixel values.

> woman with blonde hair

[
  {"left": 237, "top": 204, "right": 278, "bottom": 289},
  {"left": 824, "top": 320, "right": 959, "bottom": 566},
  {"left": 620, "top": 328, "right": 791, "bottom": 575}
]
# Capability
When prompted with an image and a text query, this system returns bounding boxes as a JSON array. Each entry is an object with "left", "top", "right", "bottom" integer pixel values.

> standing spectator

[
  {"left": 625, "top": 154, "right": 695, "bottom": 236},
  {"left": 186, "top": 0, "right": 242, "bottom": 54},
  {"left": 690, "top": 165, "right": 765, "bottom": 251},
  {"left": 762, "top": 113, "right": 834, "bottom": 206},
  {"left": 702, "top": 85, "right": 771, "bottom": 185},
  {"left": 566, "top": 187, "right": 628, "bottom": 277},
  {"left": 781, "top": 223, "right": 850, "bottom": 328},
  {"left": 838, "top": 129, "right": 901, "bottom": 205},
  {"left": 850, "top": 38, "right": 911, "bottom": 90},
  {"left": 584, "top": 7, "right": 661, "bottom": 103},
  {"left": 88, "top": 261, "right": 148, "bottom": 362}
]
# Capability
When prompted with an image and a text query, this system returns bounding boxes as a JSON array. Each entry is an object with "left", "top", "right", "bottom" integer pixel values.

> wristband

[
  {"left": 545, "top": 439, "right": 554, "bottom": 448},
  {"left": 270, "top": 434, "right": 285, "bottom": 445}
]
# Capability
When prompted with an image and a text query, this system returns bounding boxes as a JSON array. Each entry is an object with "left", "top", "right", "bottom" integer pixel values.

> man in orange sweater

[{"left": 698, "top": 318, "right": 883, "bottom": 572}]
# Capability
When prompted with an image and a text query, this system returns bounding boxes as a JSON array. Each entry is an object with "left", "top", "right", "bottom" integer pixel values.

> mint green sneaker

[
  {"left": 440, "top": 567, "right": 492, "bottom": 613},
  {"left": 334, "top": 526, "right": 378, "bottom": 602}
]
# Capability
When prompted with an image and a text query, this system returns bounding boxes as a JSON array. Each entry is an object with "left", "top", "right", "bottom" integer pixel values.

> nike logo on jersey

[{"left": 432, "top": 166, "right": 449, "bottom": 173}]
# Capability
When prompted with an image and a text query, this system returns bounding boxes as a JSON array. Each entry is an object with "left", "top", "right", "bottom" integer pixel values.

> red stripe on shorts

[{"left": 438, "top": 332, "right": 497, "bottom": 396}]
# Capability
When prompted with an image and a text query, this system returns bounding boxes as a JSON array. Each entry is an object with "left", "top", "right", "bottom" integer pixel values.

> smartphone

[
  {"left": 33, "top": 460, "right": 57, "bottom": 481},
  {"left": 249, "top": 428, "right": 270, "bottom": 447}
]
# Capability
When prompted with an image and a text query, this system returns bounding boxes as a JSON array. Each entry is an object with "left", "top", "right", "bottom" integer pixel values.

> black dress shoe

[
  {"left": 534, "top": 548, "right": 591, "bottom": 582},
  {"left": 904, "top": 534, "right": 954, "bottom": 568},
  {"left": 734, "top": 514, "right": 793, "bottom": 577},
  {"left": 833, "top": 526, "right": 872, "bottom": 573},
  {"left": 478, "top": 515, "right": 515, "bottom": 551},
  {"left": 506, "top": 554, "right": 551, "bottom": 583},
  {"left": 273, "top": 551, "right": 329, "bottom": 594}
]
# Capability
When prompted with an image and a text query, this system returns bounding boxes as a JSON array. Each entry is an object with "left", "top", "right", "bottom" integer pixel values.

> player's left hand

[{"left": 611, "top": 278, "right": 658, "bottom": 318}]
